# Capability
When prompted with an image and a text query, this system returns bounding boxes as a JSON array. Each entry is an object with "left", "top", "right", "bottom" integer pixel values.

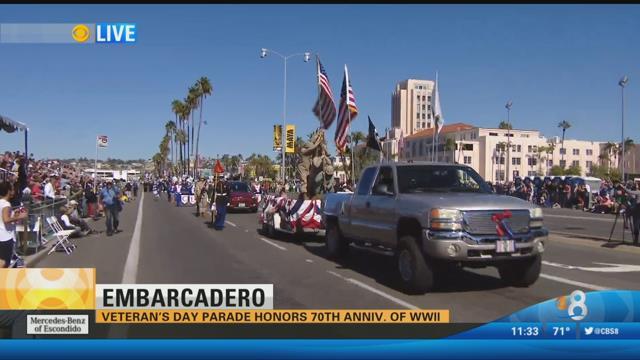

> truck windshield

[{"left": 396, "top": 165, "right": 491, "bottom": 194}]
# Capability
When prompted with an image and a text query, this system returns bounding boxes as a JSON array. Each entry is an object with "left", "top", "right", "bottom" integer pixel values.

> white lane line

[
  {"left": 306, "top": 259, "right": 314, "bottom": 263},
  {"left": 545, "top": 214, "right": 614, "bottom": 222},
  {"left": 110, "top": 192, "right": 145, "bottom": 338},
  {"left": 225, "top": 221, "right": 237, "bottom": 227},
  {"left": 260, "top": 237, "right": 287, "bottom": 251},
  {"left": 245, "top": 229, "right": 249, "bottom": 233},
  {"left": 543, "top": 260, "right": 640, "bottom": 273},
  {"left": 122, "top": 191, "right": 144, "bottom": 284},
  {"left": 540, "top": 273, "right": 610, "bottom": 291},
  {"left": 326, "top": 271, "right": 419, "bottom": 310}
]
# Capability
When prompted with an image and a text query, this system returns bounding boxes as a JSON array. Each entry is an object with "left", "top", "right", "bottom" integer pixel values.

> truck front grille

[{"left": 462, "top": 210, "right": 530, "bottom": 235}]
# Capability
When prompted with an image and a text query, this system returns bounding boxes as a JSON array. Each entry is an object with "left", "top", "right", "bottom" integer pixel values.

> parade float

[{"left": 258, "top": 129, "right": 336, "bottom": 238}]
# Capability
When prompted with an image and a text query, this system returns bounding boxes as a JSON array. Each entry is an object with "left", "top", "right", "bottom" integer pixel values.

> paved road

[
  {"left": 543, "top": 208, "right": 638, "bottom": 243},
  {"left": 33, "top": 192, "right": 640, "bottom": 325}
]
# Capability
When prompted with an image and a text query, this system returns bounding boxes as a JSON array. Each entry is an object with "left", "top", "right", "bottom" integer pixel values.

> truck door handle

[{"left": 366, "top": 201, "right": 371, "bottom": 208}]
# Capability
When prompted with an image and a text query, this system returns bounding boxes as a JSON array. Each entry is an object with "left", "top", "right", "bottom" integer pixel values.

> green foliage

[
  {"left": 498, "top": 121, "right": 512, "bottom": 130},
  {"left": 550, "top": 165, "right": 565, "bottom": 176},
  {"left": 565, "top": 164, "right": 582, "bottom": 176},
  {"left": 589, "top": 164, "right": 621, "bottom": 182}
]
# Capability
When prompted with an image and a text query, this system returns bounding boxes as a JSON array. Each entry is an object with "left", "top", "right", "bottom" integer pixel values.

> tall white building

[
  {"left": 391, "top": 79, "right": 435, "bottom": 136},
  {"left": 401, "top": 123, "right": 604, "bottom": 181}
]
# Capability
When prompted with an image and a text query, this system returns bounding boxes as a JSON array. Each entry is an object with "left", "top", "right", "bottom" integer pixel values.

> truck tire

[
  {"left": 498, "top": 255, "right": 541, "bottom": 287},
  {"left": 325, "top": 221, "right": 349, "bottom": 259},
  {"left": 397, "top": 236, "right": 435, "bottom": 294}
]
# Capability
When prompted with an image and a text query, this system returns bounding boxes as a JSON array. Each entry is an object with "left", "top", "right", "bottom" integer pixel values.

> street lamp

[
  {"left": 259, "top": 48, "right": 312, "bottom": 183},
  {"left": 619, "top": 75, "right": 629, "bottom": 182},
  {"left": 505, "top": 100, "right": 513, "bottom": 182}
]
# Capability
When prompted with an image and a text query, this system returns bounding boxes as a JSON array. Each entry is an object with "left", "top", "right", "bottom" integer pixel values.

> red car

[{"left": 227, "top": 181, "right": 258, "bottom": 212}]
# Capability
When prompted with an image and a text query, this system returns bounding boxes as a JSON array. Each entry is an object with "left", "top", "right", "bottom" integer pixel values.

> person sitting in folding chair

[
  {"left": 45, "top": 216, "right": 76, "bottom": 255},
  {"left": 56, "top": 206, "right": 84, "bottom": 238}
]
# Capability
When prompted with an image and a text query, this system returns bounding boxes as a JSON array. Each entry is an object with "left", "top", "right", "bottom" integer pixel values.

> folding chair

[{"left": 45, "top": 217, "right": 76, "bottom": 255}]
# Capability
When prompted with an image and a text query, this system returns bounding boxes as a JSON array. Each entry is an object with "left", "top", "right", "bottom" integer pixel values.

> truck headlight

[
  {"left": 529, "top": 207, "right": 544, "bottom": 228},
  {"left": 430, "top": 209, "right": 463, "bottom": 231}
]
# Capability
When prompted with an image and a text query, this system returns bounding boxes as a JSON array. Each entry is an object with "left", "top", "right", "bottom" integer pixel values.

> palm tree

[
  {"left": 175, "top": 129, "right": 187, "bottom": 174},
  {"left": 444, "top": 138, "right": 456, "bottom": 162},
  {"left": 603, "top": 141, "right": 618, "bottom": 169},
  {"left": 545, "top": 143, "right": 555, "bottom": 175},
  {"left": 536, "top": 145, "right": 547, "bottom": 175},
  {"left": 352, "top": 131, "right": 366, "bottom": 147},
  {"left": 179, "top": 98, "right": 192, "bottom": 174},
  {"left": 171, "top": 100, "right": 184, "bottom": 173},
  {"left": 187, "top": 85, "right": 201, "bottom": 176},
  {"left": 165, "top": 120, "right": 177, "bottom": 172},
  {"left": 558, "top": 120, "right": 571, "bottom": 164},
  {"left": 624, "top": 138, "right": 636, "bottom": 175},
  {"left": 350, "top": 131, "right": 367, "bottom": 176},
  {"left": 195, "top": 77, "right": 212, "bottom": 178}
]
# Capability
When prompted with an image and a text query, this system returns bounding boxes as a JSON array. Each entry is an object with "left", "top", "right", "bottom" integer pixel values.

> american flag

[
  {"left": 335, "top": 65, "right": 358, "bottom": 153},
  {"left": 312, "top": 56, "right": 337, "bottom": 129}
]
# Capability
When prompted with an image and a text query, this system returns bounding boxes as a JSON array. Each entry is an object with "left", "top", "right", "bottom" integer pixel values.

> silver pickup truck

[{"left": 322, "top": 162, "right": 547, "bottom": 294}]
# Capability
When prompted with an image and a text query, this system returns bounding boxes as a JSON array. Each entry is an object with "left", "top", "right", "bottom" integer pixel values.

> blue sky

[{"left": 1, "top": 4, "right": 639, "bottom": 160}]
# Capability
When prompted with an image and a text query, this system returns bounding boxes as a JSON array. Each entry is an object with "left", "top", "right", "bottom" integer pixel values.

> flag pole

[{"left": 348, "top": 112, "right": 355, "bottom": 183}]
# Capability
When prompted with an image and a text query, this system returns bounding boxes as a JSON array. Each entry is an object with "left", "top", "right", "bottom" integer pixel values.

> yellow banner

[
  {"left": 273, "top": 124, "right": 282, "bottom": 151},
  {"left": 0, "top": 268, "right": 96, "bottom": 310},
  {"left": 285, "top": 124, "right": 295, "bottom": 153},
  {"left": 96, "top": 309, "right": 449, "bottom": 323}
]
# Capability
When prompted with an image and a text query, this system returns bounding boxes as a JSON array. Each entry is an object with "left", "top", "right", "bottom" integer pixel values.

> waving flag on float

[
  {"left": 334, "top": 65, "right": 358, "bottom": 153},
  {"left": 312, "top": 56, "right": 337, "bottom": 130}
]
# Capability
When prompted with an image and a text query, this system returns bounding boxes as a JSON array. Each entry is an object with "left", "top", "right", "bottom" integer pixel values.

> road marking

[
  {"left": 306, "top": 259, "right": 314, "bottom": 263},
  {"left": 110, "top": 192, "right": 144, "bottom": 338},
  {"left": 545, "top": 214, "right": 614, "bottom": 222},
  {"left": 245, "top": 229, "right": 249, "bottom": 233},
  {"left": 543, "top": 260, "right": 640, "bottom": 273},
  {"left": 122, "top": 191, "right": 144, "bottom": 283},
  {"left": 225, "top": 221, "right": 237, "bottom": 227},
  {"left": 326, "top": 271, "right": 419, "bottom": 310},
  {"left": 260, "top": 237, "right": 287, "bottom": 251},
  {"left": 540, "top": 273, "right": 610, "bottom": 291}
]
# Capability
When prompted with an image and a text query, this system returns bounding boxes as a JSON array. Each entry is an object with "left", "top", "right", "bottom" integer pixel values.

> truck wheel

[
  {"left": 397, "top": 236, "right": 435, "bottom": 294},
  {"left": 498, "top": 255, "right": 541, "bottom": 287},
  {"left": 326, "top": 222, "right": 349, "bottom": 259}
]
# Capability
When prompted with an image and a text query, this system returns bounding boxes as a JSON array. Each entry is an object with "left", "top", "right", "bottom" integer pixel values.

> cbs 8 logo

[{"left": 567, "top": 290, "right": 588, "bottom": 321}]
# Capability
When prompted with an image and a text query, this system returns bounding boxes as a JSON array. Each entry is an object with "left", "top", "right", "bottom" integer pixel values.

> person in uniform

[
  {"left": 213, "top": 180, "right": 229, "bottom": 230},
  {"left": 195, "top": 177, "right": 206, "bottom": 216}
]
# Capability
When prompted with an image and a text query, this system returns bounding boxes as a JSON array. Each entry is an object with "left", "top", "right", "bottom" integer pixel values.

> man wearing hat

[
  {"left": 99, "top": 180, "right": 121, "bottom": 236},
  {"left": 56, "top": 205, "right": 83, "bottom": 238},
  {"left": 67, "top": 200, "right": 93, "bottom": 235}
]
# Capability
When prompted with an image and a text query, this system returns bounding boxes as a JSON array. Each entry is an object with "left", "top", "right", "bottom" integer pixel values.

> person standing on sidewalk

[
  {"left": 0, "top": 182, "right": 27, "bottom": 268},
  {"left": 99, "top": 180, "right": 120, "bottom": 236}
]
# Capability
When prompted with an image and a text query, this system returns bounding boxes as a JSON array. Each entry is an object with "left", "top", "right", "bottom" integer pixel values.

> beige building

[
  {"left": 391, "top": 79, "right": 435, "bottom": 136},
  {"left": 401, "top": 123, "right": 604, "bottom": 182}
]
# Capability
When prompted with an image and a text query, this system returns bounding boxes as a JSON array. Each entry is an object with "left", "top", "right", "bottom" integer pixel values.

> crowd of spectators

[
  {"left": 1, "top": 150, "right": 141, "bottom": 247},
  {"left": 487, "top": 176, "right": 639, "bottom": 215}
]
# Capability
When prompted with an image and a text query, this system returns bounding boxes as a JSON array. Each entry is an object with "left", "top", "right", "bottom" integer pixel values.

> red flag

[{"left": 214, "top": 159, "right": 225, "bottom": 174}]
